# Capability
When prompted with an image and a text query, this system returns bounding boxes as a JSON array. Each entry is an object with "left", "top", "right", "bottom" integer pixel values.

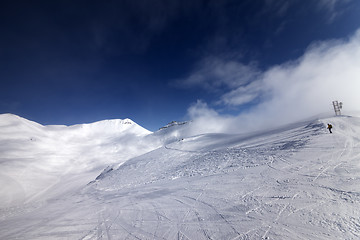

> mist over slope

[
  {"left": 0, "top": 114, "right": 157, "bottom": 208},
  {"left": 1, "top": 114, "right": 360, "bottom": 239}
]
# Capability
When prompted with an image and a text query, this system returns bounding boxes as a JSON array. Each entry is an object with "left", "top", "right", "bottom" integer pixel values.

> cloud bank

[{"left": 183, "top": 29, "right": 360, "bottom": 134}]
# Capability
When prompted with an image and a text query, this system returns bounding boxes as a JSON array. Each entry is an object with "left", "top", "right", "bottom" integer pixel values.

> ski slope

[{"left": 1, "top": 114, "right": 360, "bottom": 239}]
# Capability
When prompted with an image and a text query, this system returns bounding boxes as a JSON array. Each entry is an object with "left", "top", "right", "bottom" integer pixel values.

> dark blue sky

[{"left": 1, "top": 0, "right": 360, "bottom": 131}]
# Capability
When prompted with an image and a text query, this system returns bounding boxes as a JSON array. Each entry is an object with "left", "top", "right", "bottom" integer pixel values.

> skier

[{"left": 327, "top": 123, "right": 333, "bottom": 133}]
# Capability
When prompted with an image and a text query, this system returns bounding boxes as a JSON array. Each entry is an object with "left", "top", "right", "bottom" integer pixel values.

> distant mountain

[{"left": 159, "top": 120, "right": 189, "bottom": 130}]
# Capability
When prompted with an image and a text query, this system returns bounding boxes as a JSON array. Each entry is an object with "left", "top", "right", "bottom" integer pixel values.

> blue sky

[{"left": 1, "top": 0, "right": 360, "bottom": 131}]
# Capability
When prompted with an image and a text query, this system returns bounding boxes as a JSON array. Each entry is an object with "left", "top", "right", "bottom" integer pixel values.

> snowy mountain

[
  {"left": 0, "top": 114, "right": 156, "bottom": 208},
  {"left": 159, "top": 120, "right": 189, "bottom": 130},
  {"left": 1, "top": 114, "right": 360, "bottom": 239}
]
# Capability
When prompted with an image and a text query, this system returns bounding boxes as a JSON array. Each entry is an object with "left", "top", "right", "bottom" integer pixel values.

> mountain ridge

[{"left": 0, "top": 113, "right": 158, "bottom": 208}]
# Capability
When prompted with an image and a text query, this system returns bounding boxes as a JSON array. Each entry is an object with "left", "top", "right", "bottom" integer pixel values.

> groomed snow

[{"left": 1, "top": 114, "right": 360, "bottom": 239}]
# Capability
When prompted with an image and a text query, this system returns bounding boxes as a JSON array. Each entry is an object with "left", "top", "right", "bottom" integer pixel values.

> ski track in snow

[{"left": 1, "top": 115, "right": 360, "bottom": 239}]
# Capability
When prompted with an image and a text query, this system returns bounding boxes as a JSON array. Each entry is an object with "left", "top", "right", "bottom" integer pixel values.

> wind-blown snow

[{"left": 1, "top": 114, "right": 360, "bottom": 239}]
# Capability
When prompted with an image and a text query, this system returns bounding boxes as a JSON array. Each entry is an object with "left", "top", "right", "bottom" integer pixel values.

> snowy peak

[
  {"left": 0, "top": 113, "right": 46, "bottom": 139},
  {"left": 159, "top": 120, "right": 188, "bottom": 130},
  {"left": 0, "top": 114, "right": 156, "bottom": 208},
  {"left": 0, "top": 113, "right": 152, "bottom": 137},
  {"left": 69, "top": 118, "right": 152, "bottom": 137},
  {"left": 0, "top": 113, "right": 44, "bottom": 130}
]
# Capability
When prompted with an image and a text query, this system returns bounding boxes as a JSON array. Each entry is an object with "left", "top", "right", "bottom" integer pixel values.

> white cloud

[
  {"left": 316, "top": 0, "right": 353, "bottom": 22},
  {"left": 176, "top": 57, "right": 260, "bottom": 92},
  {"left": 317, "top": 0, "right": 349, "bottom": 11},
  {"left": 219, "top": 80, "right": 263, "bottom": 106},
  {"left": 184, "top": 29, "right": 360, "bottom": 134},
  {"left": 263, "top": 0, "right": 291, "bottom": 17},
  {"left": 186, "top": 100, "right": 234, "bottom": 134}
]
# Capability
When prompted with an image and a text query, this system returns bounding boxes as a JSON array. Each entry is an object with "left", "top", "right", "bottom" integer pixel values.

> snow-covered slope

[
  {"left": 0, "top": 114, "right": 156, "bottom": 208},
  {"left": 1, "top": 114, "right": 360, "bottom": 239}
]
